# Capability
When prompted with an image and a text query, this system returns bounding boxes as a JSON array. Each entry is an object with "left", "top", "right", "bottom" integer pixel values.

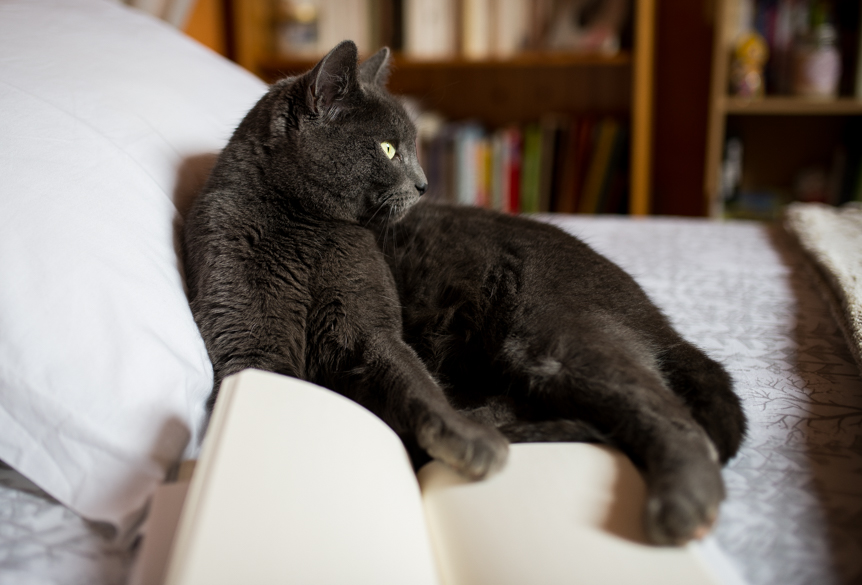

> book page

[
  {"left": 164, "top": 369, "right": 440, "bottom": 585},
  {"left": 418, "top": 442, "right": 725, "bottom": 585},
  {"left": 128, "top": 481, "right": 190, "bottom": 585}
]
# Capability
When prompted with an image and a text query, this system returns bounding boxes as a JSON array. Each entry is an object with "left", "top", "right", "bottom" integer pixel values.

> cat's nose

[{"left": 416, "top": 182, "right": 428, "bottom": 196}]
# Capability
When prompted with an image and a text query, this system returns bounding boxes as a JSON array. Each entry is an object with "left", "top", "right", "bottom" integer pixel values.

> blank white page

[
  {"left": 419, "top": 442, "right": 723, "bottom": 585},
  {"left": 164, "top": 369, "right": 440, "bottom": 585}
]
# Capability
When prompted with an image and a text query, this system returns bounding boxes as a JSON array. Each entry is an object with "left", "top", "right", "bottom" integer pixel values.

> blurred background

[{"left": 129, "top": 0, "right": 862, "bottom": 219}]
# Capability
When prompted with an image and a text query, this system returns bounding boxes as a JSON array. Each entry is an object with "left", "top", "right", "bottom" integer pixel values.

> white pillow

[{"left": 0, "top": 0, "right": 267, "bottom": 534}]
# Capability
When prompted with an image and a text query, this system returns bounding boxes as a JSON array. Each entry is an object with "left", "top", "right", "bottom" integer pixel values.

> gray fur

[
  {"left": 374, "top": 202, "right": 747, "bottom": 545},
  {"left": 183, "top": 42, "right": 507, "bottom": 481},
  {"left": 183, "top": 40, "right": 746, "bottom": 546}
]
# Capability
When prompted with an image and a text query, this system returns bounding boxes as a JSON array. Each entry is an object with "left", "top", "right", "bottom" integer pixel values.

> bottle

[{"left": 792, "top": 8, "right": 841, "bottom": 98}]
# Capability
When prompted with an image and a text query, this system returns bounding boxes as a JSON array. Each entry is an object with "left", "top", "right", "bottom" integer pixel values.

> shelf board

[
  {"left": 260, "top": 51, "right": 632, "bottom": 77},
  {"left": 723, "top": 96, "right": 862, "bottom": 115}
]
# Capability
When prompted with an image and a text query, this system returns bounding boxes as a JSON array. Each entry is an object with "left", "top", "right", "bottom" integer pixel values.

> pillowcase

[{"left": 0, "top": 0, "right": 266, "bottom": 535}]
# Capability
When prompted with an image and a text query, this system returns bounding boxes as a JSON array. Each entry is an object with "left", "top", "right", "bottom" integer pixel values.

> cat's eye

[{"left": 381, "top": 141, "right": 396, "bottom": 160}]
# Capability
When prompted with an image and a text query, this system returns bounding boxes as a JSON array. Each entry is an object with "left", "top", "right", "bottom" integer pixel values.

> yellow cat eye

[{"left": 381, "top": 141, "right": 396, "bottom": 160}]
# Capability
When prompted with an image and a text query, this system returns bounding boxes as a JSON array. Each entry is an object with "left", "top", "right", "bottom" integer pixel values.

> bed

[{"left": 1, "top": 1, "right": 860, "bottom": 584}]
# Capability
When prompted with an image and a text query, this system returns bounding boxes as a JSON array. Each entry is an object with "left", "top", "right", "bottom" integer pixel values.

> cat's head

[{"left": 235, "top": 41, "right": 427, "bottom": 226}]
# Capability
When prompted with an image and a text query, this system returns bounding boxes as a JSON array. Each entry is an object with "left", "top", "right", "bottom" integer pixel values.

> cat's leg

[
  {"left": 656, "top": 340, "right": 746, "bottom": 463},
  {"left": 455, "top": 395, "right": 610, "bottom": 443},
  {"left": 327, "top": 335, "right": 509, "bottom": 481},
  {"left": 498, "top": 420, "right": 609, "bottom": 443},
  {"left": 498, "top": 319, "right": 725, "bottom": 546}
]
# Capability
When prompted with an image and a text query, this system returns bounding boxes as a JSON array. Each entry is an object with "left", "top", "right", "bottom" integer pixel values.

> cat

[
  {"left": 182, "top": 41, "right": 508, "bottom": 482},
  {"left": 183, "top": 38, "right": 746, "bottom": 547},
  {"left": 373, "top": 202, "right": 747, "bottom": 545}
]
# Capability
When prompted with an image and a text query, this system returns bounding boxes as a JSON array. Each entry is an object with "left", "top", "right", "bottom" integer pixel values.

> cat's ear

[
  {"left": 305, "top": 40, "right": 359, "bottom": 117},
  {"left": 358, "top": 47, "right": 391, "bottom": 87}
]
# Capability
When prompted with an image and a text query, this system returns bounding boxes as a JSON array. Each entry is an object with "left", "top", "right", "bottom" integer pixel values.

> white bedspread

[{"left": 1, "top": 215, "right": 860, "bottom": 585}]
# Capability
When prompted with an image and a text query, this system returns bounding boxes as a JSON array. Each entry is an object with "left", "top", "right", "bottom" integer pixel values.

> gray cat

[
  {"left": 184, "top": 40, "right": 746, "bottom": 547},
  {"left": 375, "top": 201, "right": 747, "bottom": 545},
  {"left": 182, "top": 41, "right": 508, "bottom": 481}
]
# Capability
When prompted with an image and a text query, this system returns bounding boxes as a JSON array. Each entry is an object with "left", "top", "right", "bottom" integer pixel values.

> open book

[{"left": 131, "top": 369, "right": 743, "bottom": 585}]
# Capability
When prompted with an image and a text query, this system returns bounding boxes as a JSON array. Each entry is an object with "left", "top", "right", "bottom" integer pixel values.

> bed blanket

[
  {"left": 1, "top": 216, "right": 860, "bottom": 585},
  {"left": 785, "top": 203, "right": 862, "bottom": 373}
]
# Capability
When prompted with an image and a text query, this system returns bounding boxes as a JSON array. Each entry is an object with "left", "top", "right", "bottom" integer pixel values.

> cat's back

[
  {"left": 387, "top": 202, "right": 622, "bottom": 290},
  {"left": 384, "top": 202, "right": 670, "bottom": 335}
]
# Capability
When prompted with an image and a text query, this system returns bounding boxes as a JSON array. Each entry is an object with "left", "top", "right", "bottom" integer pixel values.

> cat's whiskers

[{"left": 363, "top": 194, "right": 392, "bottom": 228}]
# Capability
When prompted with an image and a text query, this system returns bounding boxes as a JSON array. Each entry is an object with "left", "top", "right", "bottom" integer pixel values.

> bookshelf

[
  {"left": 704, "top": 0, "right": 862, "bottom": 218},
  {"left": 228, "top": 0, "right": 656, "bottom": 216}
]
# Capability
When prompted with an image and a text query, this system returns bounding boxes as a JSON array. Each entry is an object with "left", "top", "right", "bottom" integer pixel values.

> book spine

[
  {"left": 520, "top": 124, "right": 542, "bottom": 213},
  {"left": 598, "top": 123, "right": 628, "bottom": 214},
  {"left": 493, "top": 0, "right": 527, "bottom": 58},
  {"left": 404, "top": 0, "right": 456, "bottom": 59},
  {"left": 463, "top": 0, "right": 491, "bottom": 60},
  {"left": 549, "top": 118, "right": 571, "bottom": 213},
  {"left": 554, "top": 118, "right": 579, "bottom": 213},
  {"left": 578, "top": 118, "right": 618, "bottom": 214},
  {"left": 507, "top": 127, "right": 522, "bottom": 213},
  {"left": 318, "top": 0, "right": 371, "bottom": 56},
  {"left": 475, "top": 136, "right": 491, "bottom": 207},
  {"left": 490, "top": 132, "right": 504, "bottom": 210},
  {"left": 572, "top": 117, "right": 596, "bottom": 213},
  {"left": 454, "top": 126, "right": 471, "bottom": 205},
  {"left": 537, "top": 117, "right": 559, "bottom": 213}
]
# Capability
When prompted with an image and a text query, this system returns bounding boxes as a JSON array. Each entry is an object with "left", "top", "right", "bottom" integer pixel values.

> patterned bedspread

[{"left": 1, "top": 215, "right": 860, "bottom": 585}]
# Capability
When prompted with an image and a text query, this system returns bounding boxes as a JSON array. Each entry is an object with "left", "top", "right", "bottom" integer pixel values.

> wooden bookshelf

[
  {"left": 230, "top": 0, "right": 655, "bottom": 216},
  {"left": 722, "top": 96, "right": 862, "bottom": 115},
  {"left": 704, "top": 0, "right": 862, "bottom": 217}
]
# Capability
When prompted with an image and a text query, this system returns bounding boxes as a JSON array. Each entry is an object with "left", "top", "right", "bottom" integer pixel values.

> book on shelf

[
  {"left": 453, "top": 123, "right": 485, "bottom": 206},
  {"left": 462, "top": 0, "right": 491, "bottom": 60},
  {"left": 275, "top": 0, "right": 372, "bottom": 57},
  {"left": 416, "top": 113, "right": 629, "bottom": 214},
  {"left": 578, "top": 117, "right": 620, "bottom": 214},
  {"left": 495, "top": 0, "right": 530, "bottom": 58},
  {"left": 132, "top": 369, "right": 737, "bottom": 585},
  {"left": 600, "top": 123, "right": 630, "bottom": 214},
  {"left": 490, "top": 130, "right": 505, "bottom": 211},
  {"left": 556, "top": 117, "right": 595, "bottom": 213},
  {"left": 505, "top": 127, "right": 523, "bottom": 212},
  {"left": 538, "top": 115, "right": 567, "bottom": 213},
  {"left": 318, "top": 0, "right": 371, "bottom": 56},
  {"left": 403, "top": 0, "right": 458, "bottom": 59},
  {"left": 519, "top": 123, "right": 543, "bottom": 213},
  {"left": 400, "top": 0, "right": 625, "bottom": 60},
  {"left": 461, "top": 0, "right": 531, "bottom": 60}
]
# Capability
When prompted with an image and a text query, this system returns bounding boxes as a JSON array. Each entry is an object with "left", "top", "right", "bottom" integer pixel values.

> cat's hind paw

[
  {"left": 643, "top": 458, "right": 725, "bottom": 546},
  {"left": 417, "top": 411, "right": 509, "bottom": 480}
]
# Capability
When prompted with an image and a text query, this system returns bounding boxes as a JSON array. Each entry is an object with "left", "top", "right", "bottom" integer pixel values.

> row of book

[
  {"left": 416, "top": 114, "right": 630, "bottom": 214},
  {"left": 274, "top": 0, "right": 628, "bottom": 60}
]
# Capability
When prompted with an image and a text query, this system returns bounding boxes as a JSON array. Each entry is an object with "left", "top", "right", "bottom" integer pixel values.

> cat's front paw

[
  {"left": 644, "top": 457, "right": 725, "bottom": 546},
  {"left": 416, "top": 411, "right": 509, "bottom": 480}
]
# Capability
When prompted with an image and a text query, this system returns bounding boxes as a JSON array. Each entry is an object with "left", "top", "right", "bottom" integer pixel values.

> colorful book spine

[
  {"left": 578, "top": 118, "right": 619, "bottom": 214},
  {"left": 412, "top": 115, "right": 628, "bottom": 215},
  {"left": 506, "top": 127, "right": 522, "bottom": 213},
  {"left": 520, "top": 124, "right": 542, "bottom": 213}
]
